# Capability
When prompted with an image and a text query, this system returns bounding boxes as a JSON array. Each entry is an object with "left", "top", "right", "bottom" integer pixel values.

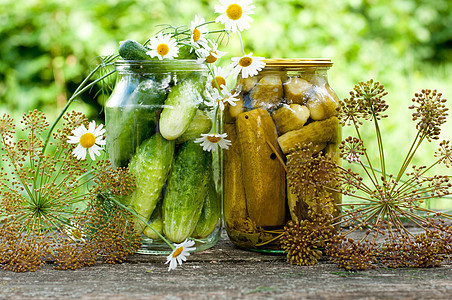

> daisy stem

[
  {"left": 237, "top": 32, "right": 245, "bottom": 56},
  {"left": 206, "top": 63, "right": 223, "bottom": 134}
]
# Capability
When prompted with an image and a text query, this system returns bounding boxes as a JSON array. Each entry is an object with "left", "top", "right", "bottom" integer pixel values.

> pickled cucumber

[
  {"left": 277, "top": 116, "right": 340, "bottom": 154},
  {"left": 236, "top": 108, "right": 286, "bottom": 227}
]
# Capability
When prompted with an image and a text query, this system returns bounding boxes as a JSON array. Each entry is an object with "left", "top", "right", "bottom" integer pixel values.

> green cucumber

[
  {"left": 127, "top": 133, "right": 175, "bottom": 233},
  {"left": 191, "top": 178, "right": 220, "bottom": 239},
  {"left": 143, "top": 201, "right": 163, "bottom": 240},
  {"left": 159, "top": 73, "right": 206, "bottom": 140},
  {"left": 106, "top": 79, "right": 167, "bottom": 167},
  {"left": 119, "top": 39, "right": 150, "bottom": 60},
  {"left": 163, "top": 141, "right": 212, "bottom": 243},
  {"left": 175, "top": 109, "right": 212, "bottom": 144}
]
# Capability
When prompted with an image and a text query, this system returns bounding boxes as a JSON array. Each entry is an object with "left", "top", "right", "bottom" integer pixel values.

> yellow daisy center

[
  {"left": 226, "top": 4, "right": 243, "bottom": 20},
  {"left": 239, "top": 57, "right": 253, "bottom": 67},
  {"left": 172, "top": 247, "right": 183, "bottom": 258},
  {"left": 207, "top": 135, "right": 222, "bottom": 143},
  {"left": 211, "top": 76, "right": 226, "bottom": 89},
  {"left": 157, "top": 43, "right": 170, "bottom": 56},
  {"left": 80, "top": 133, "right": 96, "bottom": 149},
  {"left": 205, "top": 52, "right": 218, "bottom": 64},
  {"left": 192, "top": 28, "right": 201, "bottom": 42}
]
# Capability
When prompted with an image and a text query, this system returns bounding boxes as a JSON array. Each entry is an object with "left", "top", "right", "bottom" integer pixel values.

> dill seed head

[
  {"left": 0, "top": 110, "right": 141, "bottom": 272},
  {"left": 435, "top": 140, "right": 452, "bottom": 168},
  {"left": 339, "top": 136, "right": 366, "bottom": 163},
  {"left": 287, "top": 142, "right": 339, "bottom": 198},
  {"left": 281, "top": 220, "right": 324, "bottom": 266},
  {"left": 409, "top": 89, "right": 448, "bottom": 141},
  {"left": 338, "top": 79, "right": 388, "bottom": 126},
  {"left": 327, "top": 234, "right": 375, "bottom": 271}
]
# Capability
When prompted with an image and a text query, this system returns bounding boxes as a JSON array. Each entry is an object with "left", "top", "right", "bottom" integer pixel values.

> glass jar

[
  {"left": 105, "top": 60, "right": 222, "bottom": 254},
  {"left": 223, "top": 59, "right": 341, "bottom": 252}
]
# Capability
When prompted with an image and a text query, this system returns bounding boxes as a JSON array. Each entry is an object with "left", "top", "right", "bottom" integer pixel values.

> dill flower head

[
  {"left": 409, "top": 89, "right": 448, "bottom": 141},
  {"left": 435, "top": 140, "right": 452, "bottom": 168},
  {"left": 338, "top": 79, "right": 388, "bottom": 125},
  {"left": 0, "top": 113, "right": 15, "bottom": 140},
  {"left": 380, "top": 227, "right": 447, "bottom": 269},
  {"left": 0, "top": 110, "right": 141, "bottom": 272},
  {"left": 327, "top": 235, "right": 376, "bottom": 271},
  {"left": 339, "top": 136, "right": 366, "bottom": 163},
  {"left": 286, "top": 142, "right": 338, "bottom": 197},
  {"left": 281, "top": 216, "right": 334, "bottom": 266}
]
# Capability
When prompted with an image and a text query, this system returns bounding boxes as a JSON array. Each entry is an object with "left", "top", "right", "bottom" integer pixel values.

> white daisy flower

[
  {"left": 165, "top": 239, "right": 196, "bottom": 271},
  {"left": 146, "top": 32, "right": 179, "bottom": 60},
  {"left": 215, "top": 0, "right": 255, "bottom": 33},
  {"left": 230, "top": 53, "right": 266, "bottom": 78},
  {"left": 209, "top": 65, "right": 232, "bottom": 90},
  {"left": 189, "top": 15, "right": 209, "bottom": 50},
  {"left": 219, "top": 86, "right": 241, "bottom": 111},
  {"left": 196, "top": 40, "right": 226, "bottom": 64},
  {"left": 204, "top": 86, "right": 222, "bottom": 108},
  {"left": 195, "top": 132, "right": 232, "bottom": 152},
  {"left": 206, "top": 85, "right": 240, "bottom": 111},
  {"left": 67, "top": 121, "right": 106, "bottom": 160}
]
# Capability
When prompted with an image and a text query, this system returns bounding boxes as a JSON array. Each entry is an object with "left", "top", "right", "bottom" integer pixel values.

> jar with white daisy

[
  {"left": 223, "top": 58, "right": 342, "bottom": 252},
  {"left": 105, "top": 59, "right": 222, "bottom": 254}
]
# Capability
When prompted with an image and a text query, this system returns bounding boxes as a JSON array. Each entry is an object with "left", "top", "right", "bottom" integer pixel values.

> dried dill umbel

[
  {"left": 333, "top": 82, "right": 452, "bottom": 269},
  {"left": 281, "top": 189, "right": 336, "bottom": 266},
  {"left": 285, "top": 80, "right": 452, "bottom": 271},
  {"left": 0, "top": 110, "right": 140, "bottom": 272}
]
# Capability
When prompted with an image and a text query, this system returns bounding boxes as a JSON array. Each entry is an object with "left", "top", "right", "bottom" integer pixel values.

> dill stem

[
  {"left": 1, "top": 135, "right": 35, "bottom": 204},
  {"left": 394, "top": 131, "right": 424, "bottom": 185},
  {"left": 108, "top": 196, "right": 176, "bottom": 251},
  {"left": 353, "top": 124, "right": 380, "bottom": 188},
  {"left": 370, "top": 205, "right": 387, "bottom": 244},
  {"left": 336, "top": 165, "right": 374, "bottom": 194},
  {"left": 373, "top": 116, "right": 386, "bottom": 182},
  {"left": 394, "top": 158, "right": 442, "bottom": 197},
  {"left": 42, "top": 59, "right": 116, "bottom": 157}
]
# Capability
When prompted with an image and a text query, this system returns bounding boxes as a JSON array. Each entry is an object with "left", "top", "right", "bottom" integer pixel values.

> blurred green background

[{"left": 1, "top": 0, "right": 451, "bottom": 207}]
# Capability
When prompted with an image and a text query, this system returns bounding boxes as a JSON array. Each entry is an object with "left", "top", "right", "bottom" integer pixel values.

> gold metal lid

[{"left": 262, "top": 58, "right": 333, "bottom": 70}]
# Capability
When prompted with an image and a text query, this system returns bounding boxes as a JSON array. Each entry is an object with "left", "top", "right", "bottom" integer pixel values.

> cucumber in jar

[
  {"left": 159, "top": 73, "right": 206, "bottom": 140},
  {"left": 126, "top": 132, "right": 175, "bottom": 234},
  {"left": 162, "top": 141, "right": 212, "bottom": 243},
  {"left": 191, "top": 178, "right": 220, "bottom": 239},
  {"left": 106, "top": 78, "right": 168, "bottom": 167}
]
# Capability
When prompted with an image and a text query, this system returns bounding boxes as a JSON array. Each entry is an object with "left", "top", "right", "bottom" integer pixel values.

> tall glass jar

[
  {"left": 105, "top": 60, "right": 222, "bottom": 254},
  {"left": 223, "top": 59, "right": 341, "bottom": 252}
]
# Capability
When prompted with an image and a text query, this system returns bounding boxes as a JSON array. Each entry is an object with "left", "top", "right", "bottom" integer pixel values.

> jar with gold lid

[{"left": 223, "top": 58, "right": 341, "bottom": 252}]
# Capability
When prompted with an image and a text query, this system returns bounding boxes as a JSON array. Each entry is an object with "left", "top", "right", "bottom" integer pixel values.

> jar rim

[
  {"left": 115, "top": 59, "right": 208, "bottom": 72},
  {"left": 262, "top": 58, "right": 333, "bottom": 69}
]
